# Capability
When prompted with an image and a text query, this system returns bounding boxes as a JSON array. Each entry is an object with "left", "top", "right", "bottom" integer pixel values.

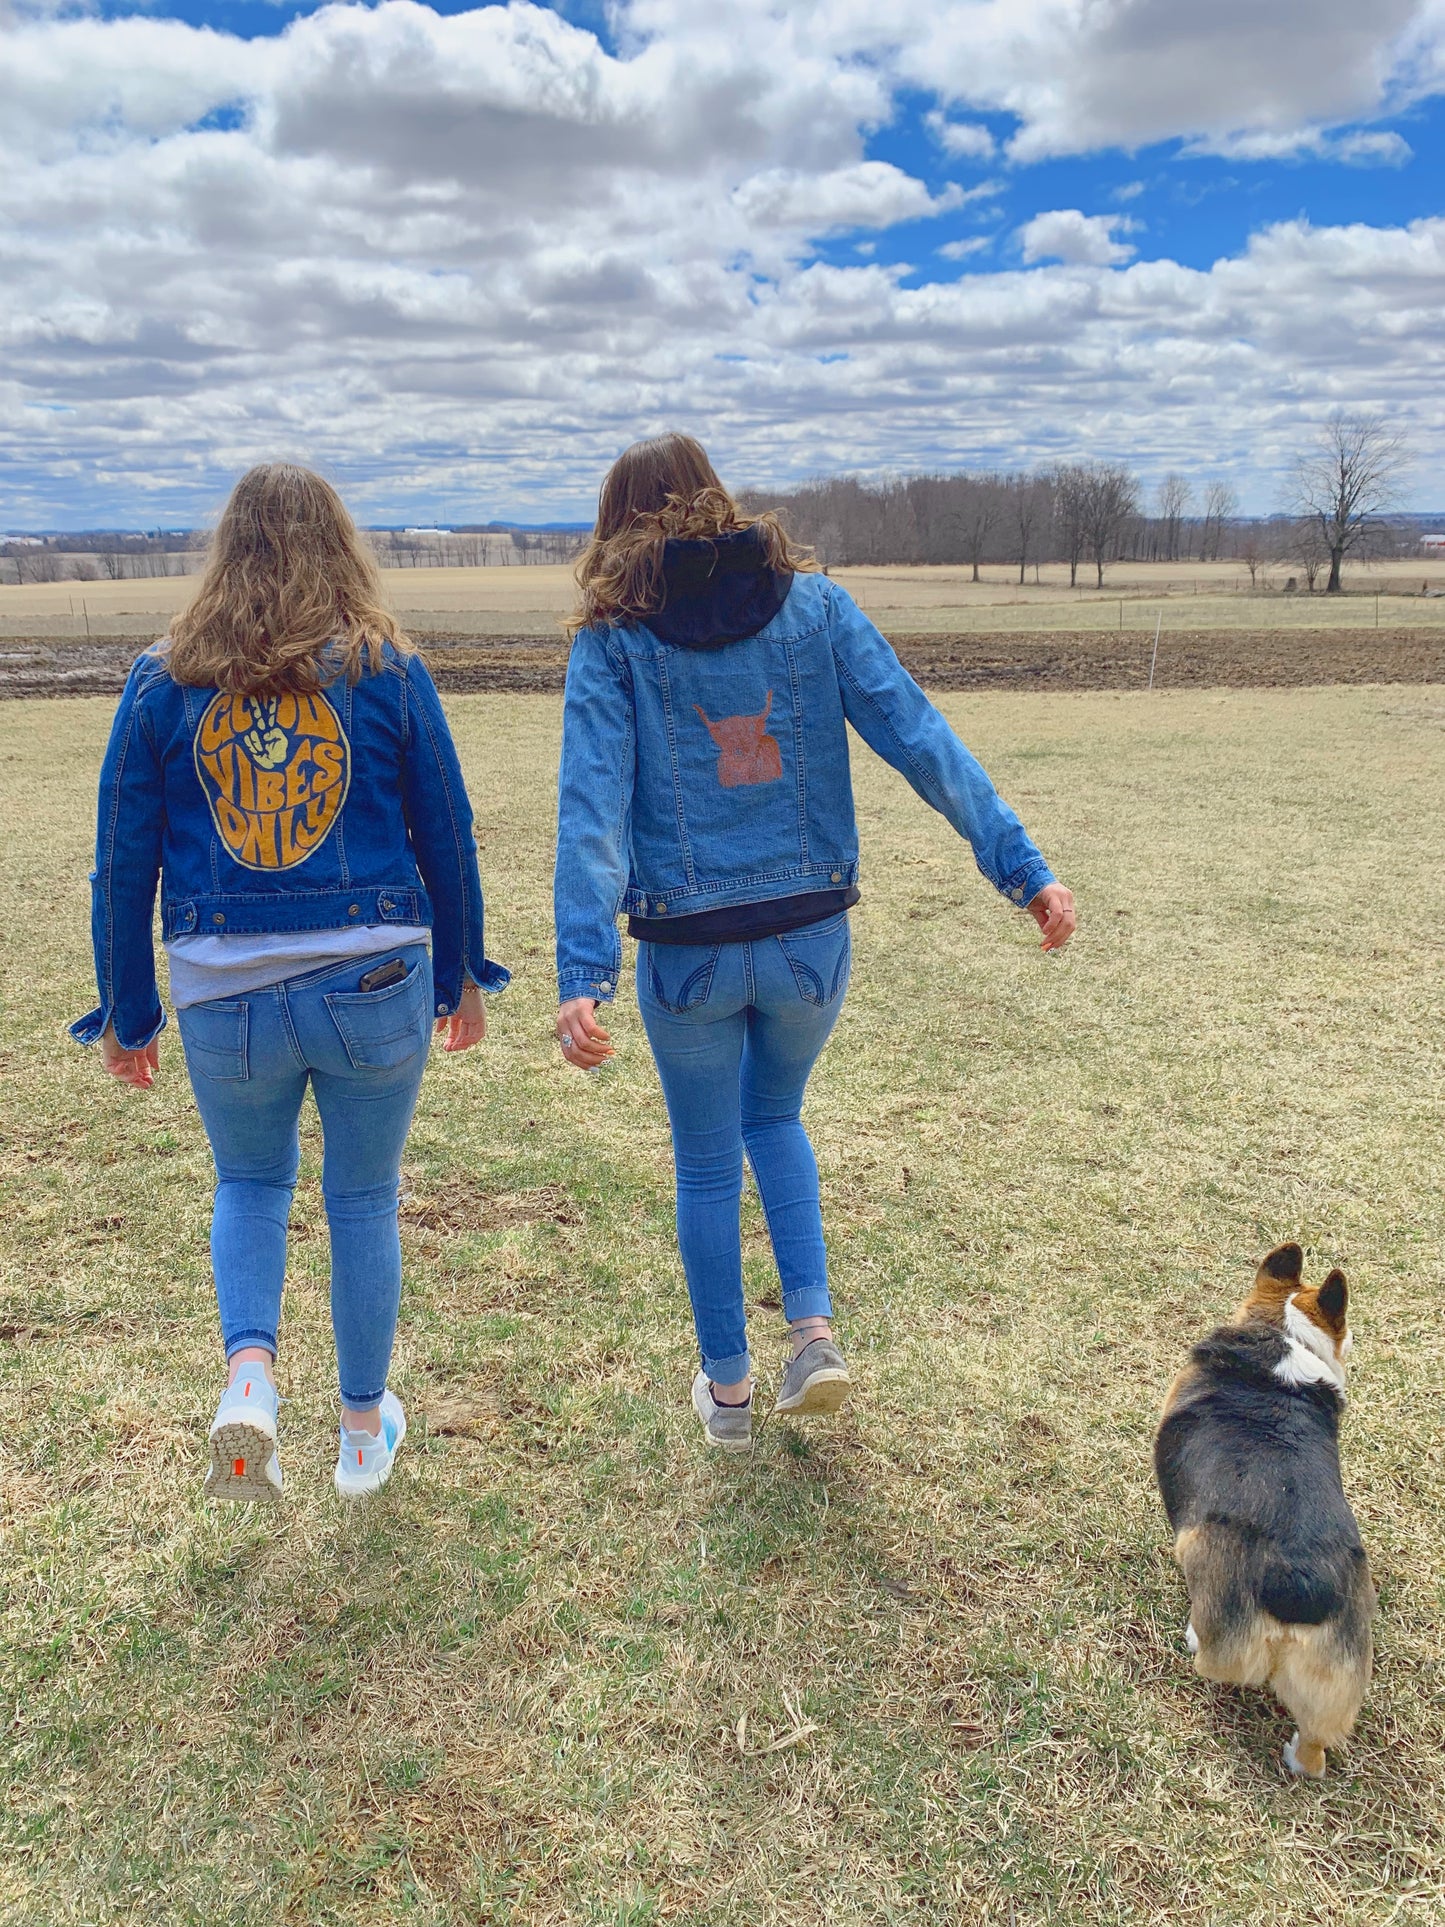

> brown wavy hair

[
  {"left": 165, "top": 464, "right": 409, "bottom": 693},
  {"left": 567, "top": 432, "right": 816, "bottom": 637}
]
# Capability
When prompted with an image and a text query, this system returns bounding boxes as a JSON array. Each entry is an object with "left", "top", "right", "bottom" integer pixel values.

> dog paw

[{"left": 1283, "top": 1732, "right": 1325, "bottom": 1779}]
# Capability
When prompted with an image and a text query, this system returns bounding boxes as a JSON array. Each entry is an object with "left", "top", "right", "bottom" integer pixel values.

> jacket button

[
  {"left": 654, "top": 902, "right": 667, "bottom": 914},
  {"left": 1010, "top": 888, "right": 1024, "bottom": 902},
  {"left": 831, "top": 872, "right": 842, "bottom": 883},
  {"left": 437, "top": 1003, "right": 449, "bottom": 1016},
  {"left": 379, "top": 898, "right": 392, "bottom": 912},
  {"left": 348, "top": 904, "right": 360, "bottom": 916},
  {"left": 212, "top": 913, "right": 226, "bottom": 925},
  {"left": 598, "top": 980, "right": 612, "bottom": 994}
]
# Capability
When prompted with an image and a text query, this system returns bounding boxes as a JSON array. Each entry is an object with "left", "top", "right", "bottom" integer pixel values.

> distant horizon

[{"left": 5, "top": 511, "right": 1445, "bottom": 544}]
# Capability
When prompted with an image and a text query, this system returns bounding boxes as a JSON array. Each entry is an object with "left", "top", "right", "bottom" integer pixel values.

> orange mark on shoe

[
  {"left": 357, "top": 1448, "right": 364, "bottom": 1466},
  {"left": 233, "top": 1457, "right": 246, "bottom": 1477},
  {"left": 243, "top": 1381, "right": 251, "bottom": 1397}
]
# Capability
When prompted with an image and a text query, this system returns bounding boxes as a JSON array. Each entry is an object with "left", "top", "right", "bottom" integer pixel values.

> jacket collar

[{"left": 641, "top": 525, "right": 793, "bottom": 650}]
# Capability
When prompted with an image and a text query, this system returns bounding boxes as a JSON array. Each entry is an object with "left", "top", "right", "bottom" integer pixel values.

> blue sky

[{"left": 3, "top": 0, "right": 1444, "bottom": 527}]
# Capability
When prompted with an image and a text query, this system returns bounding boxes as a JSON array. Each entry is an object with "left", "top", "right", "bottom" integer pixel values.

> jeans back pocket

[
  {"left": 177, "top": 999, "right": 249, "bottom": 1081},
  {"left": 644, "top": 942, "right": 721, "bottom": 1014},
  {"left": 325, "top": 961, "right": 430, "bottom": 1071},
  {"left": 777, "top": 914, "right": 851, "bottom": 1007}
]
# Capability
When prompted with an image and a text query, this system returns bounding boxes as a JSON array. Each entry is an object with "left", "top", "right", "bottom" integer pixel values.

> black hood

[{"left": 641, "top": 526, "right": 793, "bottom": 650}]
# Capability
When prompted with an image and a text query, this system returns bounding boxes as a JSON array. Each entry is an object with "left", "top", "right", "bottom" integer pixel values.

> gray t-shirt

[{"left": 164, "top": 924, "right": 430, "bottom": 1010}]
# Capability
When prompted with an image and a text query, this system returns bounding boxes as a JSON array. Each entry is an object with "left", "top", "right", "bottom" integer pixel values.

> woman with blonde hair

[
  {"left": 555, "top": 434, "right": 1074, "bottom": 1450},
  {"left": 73, "top": 464, "right": 508, "bottom": 1502}
]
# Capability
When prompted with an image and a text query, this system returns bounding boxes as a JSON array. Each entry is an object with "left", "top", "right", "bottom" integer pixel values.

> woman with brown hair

[
  {"left": 72, "top": 464, "right": 508, "bottom": 1502},
  {"left": 554, "top": 434, "right": 1074, "bottom": 1450}
]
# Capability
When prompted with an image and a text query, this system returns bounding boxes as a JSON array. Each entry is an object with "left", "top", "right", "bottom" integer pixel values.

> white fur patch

[
  {"left": 1185, "top": 1621, "right": 1199, "bottom": 1655},
  {"left": 1274, "top": 1296, "right": 1348, "bottom": 1394}
]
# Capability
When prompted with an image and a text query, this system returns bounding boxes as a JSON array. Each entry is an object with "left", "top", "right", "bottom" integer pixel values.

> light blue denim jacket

[{"left": 554, "top": 573, "right": 1055, "bottom": 1002}]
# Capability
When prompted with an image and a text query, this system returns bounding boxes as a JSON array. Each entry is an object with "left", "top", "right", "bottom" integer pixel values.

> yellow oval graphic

[{"left": 193, "top": 690, "right": 351, "bottom": 871}]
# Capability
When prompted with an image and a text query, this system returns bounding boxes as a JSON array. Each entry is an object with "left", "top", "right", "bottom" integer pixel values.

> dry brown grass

[
  {"left": 1, "top": 686, "right": 1443, "bottom": 1924},
  {"left": 6, "top": 558, "right": 1445, "bottom": 643}
]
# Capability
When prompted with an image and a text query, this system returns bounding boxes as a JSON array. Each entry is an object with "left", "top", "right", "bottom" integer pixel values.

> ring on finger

[{"left": 560, "top": 1033, "right": 573, "bottom": 1049}]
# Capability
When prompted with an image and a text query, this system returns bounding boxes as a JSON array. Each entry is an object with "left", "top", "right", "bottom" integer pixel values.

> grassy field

[
  {"left": 5, "top": 558, "right": 1445, "bottom": 643},
  {"left": 2, "top": 685, "right": 1444, "bottom": 1924}
]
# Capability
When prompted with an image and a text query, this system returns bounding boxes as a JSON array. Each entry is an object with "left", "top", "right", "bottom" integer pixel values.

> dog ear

[
  {"left": 1317, "top": 1269, "right": 1348, "bottom": 1327},
  {"left": 1261, "top": 1243, "right": 1304, "bottom": 1283}
]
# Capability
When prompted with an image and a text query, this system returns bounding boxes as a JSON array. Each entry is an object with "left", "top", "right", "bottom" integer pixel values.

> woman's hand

[
  {"left": 555, "top": 997, "right": 613, "bottom": 1070},
  {"left": 101, "top": 1024, "right": 160, "bottom": 1089},
  {"left": 1028, "top": 882, "right": 1077, "bottom": 953},
  {"left": 436, "top": 981, "right": 487, "bottom": 1053}
]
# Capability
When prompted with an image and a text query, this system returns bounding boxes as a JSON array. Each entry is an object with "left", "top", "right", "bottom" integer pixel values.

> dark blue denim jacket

[
  {"left": 72, "top": 643, "right": 508, "bottom": 1050},
  {"left": 554, "top": 573, "right": 1055, "bottom": 1002}
]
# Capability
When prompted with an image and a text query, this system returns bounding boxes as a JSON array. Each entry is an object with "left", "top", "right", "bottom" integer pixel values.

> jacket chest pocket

[{"left": 324, "top": 962, "right": 430, "bottom": 1071}]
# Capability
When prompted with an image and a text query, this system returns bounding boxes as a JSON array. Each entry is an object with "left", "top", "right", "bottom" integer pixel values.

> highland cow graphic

[{"left": 694, "top": 692, "right": 783, "bottom": 788}]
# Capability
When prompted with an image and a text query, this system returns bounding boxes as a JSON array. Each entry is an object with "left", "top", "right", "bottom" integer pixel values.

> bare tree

[
  {"left": 1239, "top": 532, "right": 1263, "bottom": 589},
  {"left": 1079, "top": 463, "right": 1140, "bottom": 588},
  {"left": 1052, "top": 465, "right": 1089, "bottom": 587},
  {"left": 1290, "top": 410, "right": 1408, "bottom": 593},
  {"left": 1007, "top": 475, "right": 1048, "bottom": 586},
  {"left": 958, "top": 477, "right": 1001, "bottom": 582},
  {"left": 1279, "top": 515, "right": 1330, "bottom": 592},
  {"left": 1156, "top": 473, "right": 1192, "bottom": 562},
  {"left": 1198, "top": 481, "right": 1238, "bottom": 562}
]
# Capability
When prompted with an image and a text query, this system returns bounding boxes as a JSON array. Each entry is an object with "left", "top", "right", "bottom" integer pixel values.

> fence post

[{"left": 1148, "top": 610, "right": 1162, "bottom": 690}]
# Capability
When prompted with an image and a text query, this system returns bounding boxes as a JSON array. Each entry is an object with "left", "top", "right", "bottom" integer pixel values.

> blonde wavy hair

[
  {"left": 567, "top": 433, "right": 816, "bottom": 637},
  {"left": 165, "top": 464, "right": 409, "bottom": 693}
]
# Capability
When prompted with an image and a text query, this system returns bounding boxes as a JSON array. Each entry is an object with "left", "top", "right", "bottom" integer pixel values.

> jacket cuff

[
  {"left": 70, "top": 1003, "right": 168, "bottom": 1050},
  {"left": 434, "top": 954, "right": 510, "bottom": 1017},
  {"left": 558, "top": 971, "right": 619, "bottom": 1004},
  {"left": 1000, "top": 863, "right": 1055, "bottom": 910}
]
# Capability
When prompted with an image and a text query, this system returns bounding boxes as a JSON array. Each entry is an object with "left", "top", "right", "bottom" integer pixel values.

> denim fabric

[
  {"left": 73, "top": 644, "right": 508, "bottom": 1051},
  {"left": 637, "top": 912, "right": 851, "bottom": 1384},
  {"left": 177, "top": 944, "right": 431, "bottom": 1410},
  {"left": 554, "top": 573, "right": 1054, "bottom": 1002}
]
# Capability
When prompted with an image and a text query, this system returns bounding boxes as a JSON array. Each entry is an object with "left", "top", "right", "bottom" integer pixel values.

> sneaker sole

[
  {"left": 205, "top": 1418, "right": 282, "bottom": 1504},
  {"left": 775, "top": 1368, "right": 851, "bottom": 1416}
]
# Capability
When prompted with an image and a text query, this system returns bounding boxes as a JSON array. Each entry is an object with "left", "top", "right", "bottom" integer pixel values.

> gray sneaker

[
  {"left": 691, "top": 1371, "right": 753, "bottom": 1453},
  {"left": 776, "top": 1337, "right": 852, "bottom": 1416}
]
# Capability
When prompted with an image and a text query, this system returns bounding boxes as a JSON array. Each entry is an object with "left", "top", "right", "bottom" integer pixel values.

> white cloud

[
  {"left": 1017, "top": 210, "right": 1138, "bottom": 267},
  {"left": 733, "top": 162, "right": 954, "bottom": 232},
  {"left": 1, "top": 1, "right": 1444, "bottom": 522},
  {"left": 924, "top": 110, "right": 995, "bottom": 160}
]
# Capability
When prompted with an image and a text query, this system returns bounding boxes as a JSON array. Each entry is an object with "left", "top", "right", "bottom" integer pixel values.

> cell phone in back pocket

[{"left": 358, "top": 957, "right": 407, "bottom": 993}]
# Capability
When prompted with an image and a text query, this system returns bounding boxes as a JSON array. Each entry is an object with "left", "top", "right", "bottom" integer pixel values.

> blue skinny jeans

[
  {"left": 176, "top": 945, "right": 432, "bottom": 1410},
  {"left": 637, "top": 912, "right": 851, "bottom": 1384}
]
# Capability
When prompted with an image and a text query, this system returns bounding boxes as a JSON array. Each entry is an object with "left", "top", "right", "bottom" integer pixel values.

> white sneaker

[
  {"left": 333, "top": 1388, "right": 407, "bottom": 1499},
  {"left": 206, "top": 1371, "right": 282, "bottom": 1504}
]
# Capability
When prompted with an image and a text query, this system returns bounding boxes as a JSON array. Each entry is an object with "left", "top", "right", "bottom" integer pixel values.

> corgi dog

[{"left": 1154, "top": 1243, "right": 1375, "bottom": 1778}]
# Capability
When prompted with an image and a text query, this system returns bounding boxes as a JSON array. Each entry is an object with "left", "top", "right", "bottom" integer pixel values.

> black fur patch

[
  {"left": 1318, "top": 1270, "right": 1348, "bottom": 1323},
  {"left": 1155, "top": 1320, "right": 1365, "bottom": 1631},
  {"left": 1262, "top": 1243, "right": 1304, "bottom": 1282}
]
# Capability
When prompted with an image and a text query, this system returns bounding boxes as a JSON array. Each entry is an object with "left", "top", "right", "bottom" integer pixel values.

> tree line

[{"left": 742, "top": 415, "right": 1418, "bottom": 593}]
